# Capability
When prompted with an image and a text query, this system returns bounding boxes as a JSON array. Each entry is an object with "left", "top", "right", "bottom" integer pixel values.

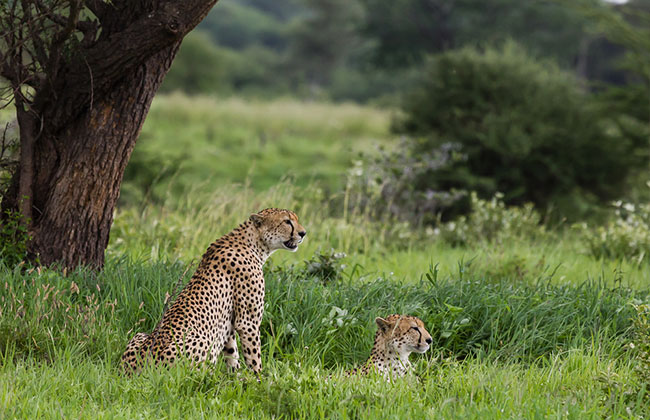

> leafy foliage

[
  {"left": 439, "top": 192, "right": 544, "bottom": 247},
  {"left": 346, "top": 140, "right": 468, "bottom": 226},
  {"left": 577, "top": 197, "right": 650, "bottom": 264},
  {"left": 151, "top": 0, "right": 645, "bottom": 105},
  {"left": 160, "top": 32, "right": 227, "bottom": 94},
  {"left": 359, "top": 0, "right": 590, "bottom": 68},
  {"left": 571, "top": 0, "right": 650, "bottom": 173},
  {"left": 394, "top": 42, "right": 638, "bottom": 218},
  {"left": 301, "top": 248, "right": 347, "bottom": 284},
  {"left": 198, "top": 1, "right": 294, "bottom": 50},
  {"left": 0, "top": 209, "right": 30, "bottom": 267}
]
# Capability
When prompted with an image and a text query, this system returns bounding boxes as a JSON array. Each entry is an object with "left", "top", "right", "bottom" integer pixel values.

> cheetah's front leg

[{"left": 234, "top": 314, "right": 262, "bottom": 374}]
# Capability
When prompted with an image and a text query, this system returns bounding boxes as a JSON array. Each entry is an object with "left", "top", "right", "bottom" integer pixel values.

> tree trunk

[
  {"left": 27, "top": 47, "right": 178, "bottom": 269},
  {"left": 2, "top": 0, "right": 219, "bottom": 270}
]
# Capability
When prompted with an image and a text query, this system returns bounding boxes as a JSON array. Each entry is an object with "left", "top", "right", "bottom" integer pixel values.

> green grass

[
  {"left": 0, "top": 258, "right": 648, "bottom": 418},
  {"left": 2, "top": 95, "right": 650, "bottom": 419},
  {"left": 109, "top": 180, "right": 650, "bottom": 289},
  {"left": 122, "top": 94, "right": 394, "bottom": 203},
  {"left": 1, "top": 349, "right": 643, "bottom": 419}
]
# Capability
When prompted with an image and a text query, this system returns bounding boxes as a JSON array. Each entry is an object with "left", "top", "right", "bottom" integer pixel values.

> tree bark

[
  {"left": 28, "top": 46, "right": 178, "bottom": 269},
  {"left": 14, "top": 100, "right": 36, "bottom": 226},
  {"left": 2, "top": 0, "right": 219, "bottom": 270}
]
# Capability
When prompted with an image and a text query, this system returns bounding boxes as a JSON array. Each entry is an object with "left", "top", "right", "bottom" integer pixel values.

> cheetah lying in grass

[{"left": 349, "top": 314, "right": 432, "bottom": 379}]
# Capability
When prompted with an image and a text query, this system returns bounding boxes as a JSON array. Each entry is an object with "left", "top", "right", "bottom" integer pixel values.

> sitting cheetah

[
  {"left": 122, "top": 208, "right": 306, "bottom": 374},
  {"left": 349, "top": 314, "right": 432, "bottom": 379}
]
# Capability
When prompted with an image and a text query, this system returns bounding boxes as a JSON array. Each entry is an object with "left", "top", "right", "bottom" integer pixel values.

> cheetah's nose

[
  {"left": 426, "top": 338, "right": 433, "bottom": 344},
  {"left": 298, "top": 231, "right": 306, "bottom": 238}
]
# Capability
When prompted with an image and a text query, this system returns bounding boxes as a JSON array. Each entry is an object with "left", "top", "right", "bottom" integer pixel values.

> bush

[
  {"left": 301, "top": 248, "right": 347, "bottom": 284},
  {"left": 161, "top": 29, "right": 289, "bottom": 97},
  {"left": 198, "top": 2, "right": 291, "bottom": 51},
  {"left": 0, "top": 209, "right": 30, "bottom": 267},
  {"left": 394, "top": 42, "right": 638, "bottom": 219},
  {"left": 160, "top": 31, "right": 227, "bottom": 94},
  {"left": 346, "top": 141, "right": 469, "bottom": 226},
  {"left": 439, "top": 192, "right": 545, "bottom": 247},
  {"left": 577, "top": 197, "right": 650, "bottom": 264}
]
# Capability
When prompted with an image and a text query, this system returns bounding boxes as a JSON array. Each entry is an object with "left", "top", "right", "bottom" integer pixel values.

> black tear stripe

[
  {"left": 285, "top": 220, "right": 295, "bottom": 238},
  {"left": 412, "top": 327, "right": 423, "bottom": 344}
]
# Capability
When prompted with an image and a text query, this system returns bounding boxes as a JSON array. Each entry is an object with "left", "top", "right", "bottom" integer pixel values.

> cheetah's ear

[
  {"left": 249, "top": 213, "right": 264, "bottom": 227},
  {"left": 375, "top": 317, "right": 392, "bottom": 332}
]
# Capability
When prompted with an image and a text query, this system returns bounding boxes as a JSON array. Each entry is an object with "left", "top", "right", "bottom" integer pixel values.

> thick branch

[
  {"left": 42, "top": 0, "right": 219, "bottom": 127},
  {"left": 77, "top": 0, "right": 218, "bottom": 84}
]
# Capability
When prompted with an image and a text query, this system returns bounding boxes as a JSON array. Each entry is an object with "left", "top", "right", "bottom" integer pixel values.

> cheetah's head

[
  {"left": 376, "top": 314, "right": 433, "bottom": 357},
  {"left": 249, "top": 208, "right": 306, "bottom": 253}
]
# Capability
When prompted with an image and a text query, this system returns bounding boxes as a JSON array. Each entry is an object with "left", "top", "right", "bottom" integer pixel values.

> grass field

[
  {"left": 121, "top": 94, "right": 393, "bottom": 203},
  {"left": 1, "top": 95, "right": 649, "bottom": 419}
]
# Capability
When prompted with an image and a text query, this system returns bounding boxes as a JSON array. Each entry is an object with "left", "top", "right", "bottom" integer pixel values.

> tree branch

[
  {"left": 47, "top": 0, "right": 82, "bottom": 71},
  {"left": 41, "top": 0, "right": 220, "bottom": 126},
  {"left": 33, "top": 0, "right": 98, "bottom": 39},
  {"left": 82, "top": 0, "right": 219, "bottom": 77},
  {"left": 85, "top": 0, "right": 110, "bottom": 23},
  {"left": 0, "top": 51, "right": 17, "bottom": 83}
]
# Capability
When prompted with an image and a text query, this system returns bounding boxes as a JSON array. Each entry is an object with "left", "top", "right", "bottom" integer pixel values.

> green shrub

[
  {"left": 160, "top": 31, "right": 227, "bottom": 94},
  {"left": 394, "top": 42, "right": 638, "bottom": 219},
  {"left": 0, "top": 209, "right": 30, "bottom": 267},
  {"left": 439, "top": 192, "right": 545, "bottom": 247},
  {"left": 577, "top": 198, "right": 650, "bottom": 264},
  {"left": 301, "top": 248, "right": 347, "bottom": 284},
  {"left": 198, "top": 2, "right": 291, "bottom": 51},
  {"left": 346, "top": 141, "right": 469, "bottom": 226},
  {"left": 161, "top": 30, "right": 289, "bottom": 97},
  {"left": 223, "top": 46, "right": 287, "bottom": 95}
]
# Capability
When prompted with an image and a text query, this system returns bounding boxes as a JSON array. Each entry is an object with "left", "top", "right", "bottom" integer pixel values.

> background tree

[
  {"left": 392, "top": 43, "right": 640, "bottom": 221},
  {"left": 0, "top": 0, "right": 219, "bottom": 270},
  {"left": 359, "top": 0, "right": 592, "bottom": 70},
  {"left": 575, "top": 0, "right": 650, "bottom": 159},
  {"left": 159, "top": 31, "right": 226, "bottom": 95},
  {"left": 285, "top": 0, "right": 363, "bottom": 94}
]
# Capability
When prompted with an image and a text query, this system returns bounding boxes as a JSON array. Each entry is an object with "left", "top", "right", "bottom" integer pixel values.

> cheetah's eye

[
  {"left": 285, "top": 220, "right": 292, "bottom": 225},
  {"left": 411, "top": 327, "right": 419, "bottom": 331}
]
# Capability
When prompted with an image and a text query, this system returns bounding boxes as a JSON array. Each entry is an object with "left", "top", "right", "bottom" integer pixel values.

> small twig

[{"left": 45, "top": 0, "right": 82, "bottom": 79}]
